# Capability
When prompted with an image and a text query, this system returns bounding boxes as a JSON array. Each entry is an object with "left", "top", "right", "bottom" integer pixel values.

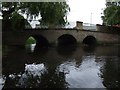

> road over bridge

[{"left": 3, "top": 28, "right": 120, "bottom": 46}]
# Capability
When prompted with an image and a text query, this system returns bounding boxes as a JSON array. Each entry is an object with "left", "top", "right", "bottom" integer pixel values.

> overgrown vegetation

[
  {"left": 102, "top": 5, "right": 120, "bottom": 26},
  {"left": 2, "top": 2, "right": 70, "bottom": 28},
  {"left": 26, "top": 37, "right": 36, "bottom": 44}
]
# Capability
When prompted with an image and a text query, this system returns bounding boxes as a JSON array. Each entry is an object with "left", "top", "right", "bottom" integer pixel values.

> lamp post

[
  {"left": 90, "top": 12, "right": 93, "bottom": 30},
  {"left": 90, "top": 12, "right": 92, "bottom": 25}
]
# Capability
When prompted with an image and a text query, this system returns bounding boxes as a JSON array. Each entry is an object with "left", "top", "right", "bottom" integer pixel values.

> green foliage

[
  {"left": 2, "top": 2, "right": 70, "bottom": 28},
  {"left": 2, "top": 2, "right": 20, "bottom": 19},
  {"left": 11, "top": 12, "right": 32, "bottom": 31},
  {"left": 19, "top": 2, "right": 41, "bottom": 19},
  {"left": 11, "top": 12, "right": 25, "bottom": 31},
  {"left": 2, "top": 2, "right": 32, "bottom": 31},
  {"left": 39, "top": 2, "right": 70, "bottom": 27},
  {"left": 102, "top": 5, "right": 120, "bottom": 25},
  {"left": 26, "top": 36, "right": 36, "bottom": 44}
]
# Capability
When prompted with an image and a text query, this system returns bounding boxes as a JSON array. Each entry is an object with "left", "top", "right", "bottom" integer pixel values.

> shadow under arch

[
  {"left": 25, "top": 35, "right": 49, "bottom": 53},
  {"left": 83, "top": 35, "right": 97, "bottom": 46},
  {"left": 82, "top": 46, "right": 96, "bottom": 53},
  {"left": 56, "top": 45, "right": 77, "bottom": 57},
  {"left": 31, "top": 35, "right": 50, "bottom": 47},
  {"left": 57, "top": 34, "right": 77, "bottom": 46}
]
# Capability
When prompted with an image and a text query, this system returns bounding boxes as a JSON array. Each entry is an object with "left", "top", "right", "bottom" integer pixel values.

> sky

[{"left": 67, "top": 0, "right": 106, "bottom": 24}]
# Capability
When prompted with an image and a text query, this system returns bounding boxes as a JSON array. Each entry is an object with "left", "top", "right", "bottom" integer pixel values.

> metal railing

[
  {"left": 83, "top": 23, "right": 96, "bottom": 30},
  {"left": 25, "top": 20, "right": 97, "bottom": 31}
]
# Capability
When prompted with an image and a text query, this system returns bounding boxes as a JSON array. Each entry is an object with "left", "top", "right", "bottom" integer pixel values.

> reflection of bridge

[{"left": 3, "top": 28, "right": 120, "bottom": 46}]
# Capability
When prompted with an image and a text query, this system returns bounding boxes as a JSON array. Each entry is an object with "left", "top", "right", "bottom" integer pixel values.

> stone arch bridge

[{"left": 3, "top": 28, "right": 120, "bottom": 46}]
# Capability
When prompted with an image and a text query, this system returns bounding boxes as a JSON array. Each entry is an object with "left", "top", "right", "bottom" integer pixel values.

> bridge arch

[
  {"left": 83, "top": 35, "right": 97, "bottom": 45},
  {"left": 26, "top": 35, "right": 50, "bottom": 47},
  {"left": 57, "top": 34, "right": 77, "bottom": 46}
]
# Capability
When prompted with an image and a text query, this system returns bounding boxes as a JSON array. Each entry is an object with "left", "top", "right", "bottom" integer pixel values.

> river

[{"left": 1, "top": 45, "right": 120, "bottom": 89}]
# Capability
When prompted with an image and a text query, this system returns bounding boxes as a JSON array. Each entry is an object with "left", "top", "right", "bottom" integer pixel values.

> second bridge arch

[{"left": 57, "top": 34, "right": 77, "bottom": 46}]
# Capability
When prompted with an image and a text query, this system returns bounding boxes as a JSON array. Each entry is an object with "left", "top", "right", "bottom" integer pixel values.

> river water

[{"left": 1, "top": 45, "right": 120, "bottom": 89}]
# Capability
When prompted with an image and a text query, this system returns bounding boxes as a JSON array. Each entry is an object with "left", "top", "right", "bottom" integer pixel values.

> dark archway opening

[
  {"left": 33, "top": 35, "right": 50, "bottom": 47},
  {"left": 83, "top": 36, "right": 97, "bottom": 46},
  {"left": 25, "top": 35, "right": 49, "bottom": 53},
  {"left": 25, "top": 36, "right": 36, "bottom": 53},
  {"left": 58, "top": 34, "right": 77, "bottom": 46}
]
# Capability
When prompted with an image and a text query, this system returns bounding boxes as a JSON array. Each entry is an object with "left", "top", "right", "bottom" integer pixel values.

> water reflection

[
  {"left": 56, "top": 45, "right": 76, "bottom": 57},
  {"left": 83, "top": 46, "right": 96, "bottom": 53},
  {"left": 2, "top": 45, "right": 120, "bottom": 89},
  {"left": 2, "top": 63, "right": 47, "bottom": 88},
  {"left": 25, "top": 44, "right": 36, "bottom": 53},
  {"left": 57, "top": 55, "right": 105, "bottom": 88},
  {"left": 16, "top": 63, "right": 47, "bottom": 88},
  {"left": 101, "top": 56, "right": 119, "bottom": 88}
]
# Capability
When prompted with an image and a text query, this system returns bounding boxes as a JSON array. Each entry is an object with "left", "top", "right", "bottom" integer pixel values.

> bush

[{"left": 26, "top": 37, "right": 36, "bottom": 44}]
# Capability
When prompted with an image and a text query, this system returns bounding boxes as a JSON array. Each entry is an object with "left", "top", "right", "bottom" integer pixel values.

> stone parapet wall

[{"left": 96, "top": 24, "right": 120, "bottom": 34}]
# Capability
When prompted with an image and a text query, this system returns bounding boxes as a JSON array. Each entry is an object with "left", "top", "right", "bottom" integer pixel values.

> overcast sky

[{"left": 67, "top": 0, "right": 106, "bottom": 24}]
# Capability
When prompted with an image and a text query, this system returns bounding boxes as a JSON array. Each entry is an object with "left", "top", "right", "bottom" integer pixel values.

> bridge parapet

[
  {"left": 24, "top": 20, "right": 120, "bottom": 35},
  {"left": 96, "top": 24, "right": 120, "bottom": 35}
]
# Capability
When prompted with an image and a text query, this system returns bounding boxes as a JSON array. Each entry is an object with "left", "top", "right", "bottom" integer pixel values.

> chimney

[{"left": 75, "top": 21, "right": 83, "bottom": 29}]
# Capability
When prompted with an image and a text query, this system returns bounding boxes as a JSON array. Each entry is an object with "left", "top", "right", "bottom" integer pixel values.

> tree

[
  {"left": 102, "top": 5, "right": 120, "bottom": 26},
  {"left": 2, "top": 2, "right": 32, "bottom": 31},
  {"left": 39, "top": 2, "right": 70, "bottom": 27},
  {"left": 2, "top": 2, "right": 70, "bottom": 28},
  {"left": 11, "top": 12, "right": 32, "bottom": 31}
]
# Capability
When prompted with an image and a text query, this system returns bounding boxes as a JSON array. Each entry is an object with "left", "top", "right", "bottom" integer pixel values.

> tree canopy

[
  {"left": 2, "top": 2, "right": 70, "bottom": 28},
  {"left": 102, "top": 5, "right": 120, "bottom": 26}
]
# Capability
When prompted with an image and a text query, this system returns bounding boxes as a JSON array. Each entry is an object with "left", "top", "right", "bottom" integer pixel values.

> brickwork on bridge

[{"left": 3, "top": 28, "right": 120, "bottom": 46}]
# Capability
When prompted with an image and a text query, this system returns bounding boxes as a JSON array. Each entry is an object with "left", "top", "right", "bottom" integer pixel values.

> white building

[{"left": 106, "top": 0, "right": 120, "bottom": 6}]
